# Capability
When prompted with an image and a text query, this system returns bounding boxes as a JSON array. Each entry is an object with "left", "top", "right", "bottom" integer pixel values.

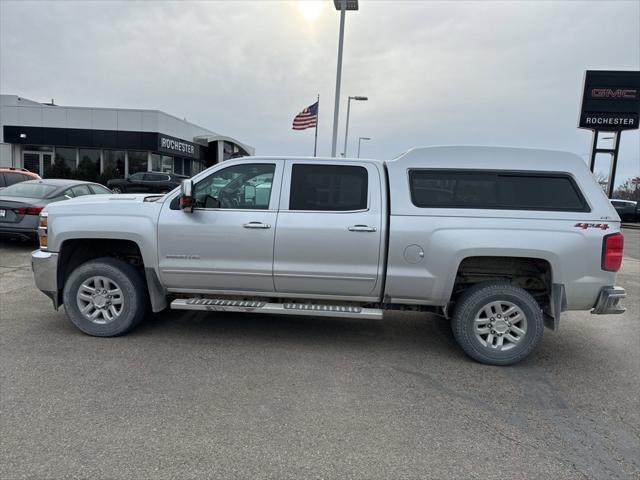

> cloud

[{"left": 1, "top": 0, "right": 638, "bottom": 183}]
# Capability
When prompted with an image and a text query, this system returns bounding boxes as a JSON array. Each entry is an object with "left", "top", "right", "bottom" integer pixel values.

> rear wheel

[
  {"left": 451, "top": 282, "right": 544, "bottom": 366},
  {"left": 63, "top": 258, "right": 147, "bottom": 336}
]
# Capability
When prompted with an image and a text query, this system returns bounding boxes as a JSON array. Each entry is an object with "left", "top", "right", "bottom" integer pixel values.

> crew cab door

[
  {"left": 273, "top": 160, "right": 384, "bottom": 298},
  {"left": 157, "top": 160, "right": 283, "bottom": 293}
]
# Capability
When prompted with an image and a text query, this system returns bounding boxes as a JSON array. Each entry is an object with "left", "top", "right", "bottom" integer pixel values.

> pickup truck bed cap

[
  {"left": 257, "top": 146, "right": 586, "bottom": 172},
  {"left": 387, "top": 146, "right": 587, "bottom": 172}
]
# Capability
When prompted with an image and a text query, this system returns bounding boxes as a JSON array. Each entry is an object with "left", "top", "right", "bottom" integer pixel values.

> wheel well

[
  {"left": 452, "top": 256, "right": 552, "bottom": 308},
  {"left": 57, "top": 239, "right": 145, "bottom": 303}
]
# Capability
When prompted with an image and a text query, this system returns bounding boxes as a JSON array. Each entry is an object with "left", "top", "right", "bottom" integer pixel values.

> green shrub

[{"left": 43, "top": 162, "right": 73, "bottom": 179}]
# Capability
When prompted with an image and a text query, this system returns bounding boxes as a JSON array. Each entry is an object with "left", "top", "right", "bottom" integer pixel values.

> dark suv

[
  {"left": 611, "top": 199, "right": 639, "bottom": 222},
  {"left": 107, "top": 172, "right": 188, "bottom": 194}
]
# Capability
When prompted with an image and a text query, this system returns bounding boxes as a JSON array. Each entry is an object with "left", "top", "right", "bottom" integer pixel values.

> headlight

[{"left": 38, "top": 212, "right": 48, "bottom": 250}]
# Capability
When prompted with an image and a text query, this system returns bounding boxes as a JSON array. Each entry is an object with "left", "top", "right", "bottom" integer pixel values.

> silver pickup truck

[{"left": 31, "top": 146, "right": 626, "bottom": 365}]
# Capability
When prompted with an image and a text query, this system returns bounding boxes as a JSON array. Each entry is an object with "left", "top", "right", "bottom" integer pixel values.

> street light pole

[
  {"left": 357, "top": 137, "right": 370, "bottom": 158},
  {"left": 330, "top": 0, "right": 359, "bottom": 158},
  {"left": 342, "top": 95, "right": 367, "bottom": 157}
]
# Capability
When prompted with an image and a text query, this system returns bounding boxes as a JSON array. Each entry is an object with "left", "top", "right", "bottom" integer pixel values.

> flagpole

[{"left": 313, "top": 94, "right": 319, "bottom": 157}]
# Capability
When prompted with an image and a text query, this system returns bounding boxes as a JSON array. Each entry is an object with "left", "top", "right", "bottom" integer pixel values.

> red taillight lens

[
  {"left": 602, "top": 233, "right": 624, "bottom": 272},
  {"left": 14, "top": 206, "right": 44, "bottom": 216}
]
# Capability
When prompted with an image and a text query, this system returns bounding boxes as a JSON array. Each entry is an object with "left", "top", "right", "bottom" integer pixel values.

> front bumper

[
  {"left": 591, "top": 286, "right": 626, "bottom": 315},
  {"left": 31, "top": 249, "right": 59, "bottom": 308}
]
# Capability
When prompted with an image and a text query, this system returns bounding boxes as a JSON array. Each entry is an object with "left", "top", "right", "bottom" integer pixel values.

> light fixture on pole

[
  {"left": 342, "top": 95, "right": 367, "bottom": 157},
  {"left": 357, "top": 137, "right": 370, "bottom": 158},
  {"left": 330, "top": 0, "right": 359, "bottom": 157}
]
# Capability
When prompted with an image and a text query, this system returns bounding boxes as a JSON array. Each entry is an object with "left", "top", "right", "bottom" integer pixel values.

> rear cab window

[
  {"left": 409, "top": 170, "right": 589, "bottom": 212},
  {"left": 289, "top": 164, "right": 368, "bottom": 211}
]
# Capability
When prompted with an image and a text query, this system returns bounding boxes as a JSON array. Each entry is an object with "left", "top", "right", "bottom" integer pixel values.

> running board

[{"left": 170, "top": 298, "right": 383, "bottom": 319}]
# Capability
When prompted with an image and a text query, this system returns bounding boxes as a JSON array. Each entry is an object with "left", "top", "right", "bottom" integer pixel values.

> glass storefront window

[
  {"left": 55, "top": 147, "right": 77, "bottom": 171},
  {"left": 174, "top": 158, "right": 183, "bottom": 175},
  {"left": 192, "top": 160, "right": 203, "bottom": 175},
  {"left": 183, "top": 159, "right": 192, "bottom": 177},
  {"left": 128, "top": 151, "right": 148, "bottom": 176},
  {"left": 151, "top": 153, "right": 162, "bottom": 172},
  {"left": 104, "top": 150, "right": 125, "bottom": 178},
  {"left": 161, "top": 155, "right": 173, "bottom": 173},
  {"left": 78, "top": 149, "right": 101, "bottom": 182}
]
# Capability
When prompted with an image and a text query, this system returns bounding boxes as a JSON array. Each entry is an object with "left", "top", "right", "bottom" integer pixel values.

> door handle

[
  {"left": 348, "top": 225, "right": 377, "bottom": 232},
  {"left": 243, "top": 222, "right": 271, "bottom": 229}
]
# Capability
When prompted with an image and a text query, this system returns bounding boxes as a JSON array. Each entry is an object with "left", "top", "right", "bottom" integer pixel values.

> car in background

[
  {"left": 0, "top": 167, "right": 41, "bottom": 190},
  {"left": 107, "top": 172, "right": 188, "bottom": 194},
  {"left": 611, "top": 199, "right": 639, "bottom": 222},
  {"left": 0, "top": 179, "right": 111, "bottom": 241}
]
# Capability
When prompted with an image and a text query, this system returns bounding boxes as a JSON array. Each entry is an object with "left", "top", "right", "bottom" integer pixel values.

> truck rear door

[{"left": 273, "top": 160, "right": 384, "bottom": 298}]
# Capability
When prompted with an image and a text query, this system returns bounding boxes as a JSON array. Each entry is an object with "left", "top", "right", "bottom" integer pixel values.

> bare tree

[
  {"left": 613, "top": 176, "right": 640, "bottom": 201},
  {"left": 592, "top": 171, "right": 609, "bottom": 193}
]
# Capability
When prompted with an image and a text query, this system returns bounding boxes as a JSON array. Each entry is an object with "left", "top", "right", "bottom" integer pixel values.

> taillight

[
  {"left": 602, "top": 232, "right": 624, "bottom": 272},
  {"left": 14, "top": 206, "right": 44, "bottom": 216}
]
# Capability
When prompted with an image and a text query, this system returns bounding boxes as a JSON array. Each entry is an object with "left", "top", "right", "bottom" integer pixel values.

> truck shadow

[{"left": 136, "top": 308, "right": 461, "bottom": 357}]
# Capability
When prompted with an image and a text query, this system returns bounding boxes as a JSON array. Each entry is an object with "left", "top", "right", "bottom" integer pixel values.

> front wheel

[
  {"left": 63, "top": 258, "right": 147, "bottom": 336},
  {"left": 451, "top": 282, "right": 544, "bottom": 366}
]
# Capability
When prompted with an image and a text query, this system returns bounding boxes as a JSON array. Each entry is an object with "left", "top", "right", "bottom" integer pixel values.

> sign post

[{"left": 579, "top": 70, "right": 640, "bottom": 198}]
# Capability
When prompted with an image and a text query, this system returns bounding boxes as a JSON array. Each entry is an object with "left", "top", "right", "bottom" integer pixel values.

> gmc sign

[{"left": 579, "top": 70, "right": 640, "bottom": 131}]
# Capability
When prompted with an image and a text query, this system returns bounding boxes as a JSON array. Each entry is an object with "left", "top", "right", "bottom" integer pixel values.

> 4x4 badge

[{"left": 575, "top": 223, "right": 609, "bottom": 230}]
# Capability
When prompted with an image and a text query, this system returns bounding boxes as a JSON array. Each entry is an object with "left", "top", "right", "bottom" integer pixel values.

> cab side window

[
  {"left": 289, "top": 164, "right": 368, "bottom": 211},
  {"left": 194, "top": 164, "right": 275, "bottom": 210}
]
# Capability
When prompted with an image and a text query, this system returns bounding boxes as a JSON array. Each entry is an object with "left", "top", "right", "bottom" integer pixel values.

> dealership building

[{"left": 0, "top": 95, "right": 254, "bottom": 178}]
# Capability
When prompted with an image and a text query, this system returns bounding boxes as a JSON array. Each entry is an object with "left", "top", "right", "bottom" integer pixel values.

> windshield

[{"left": 0, "top": 182, "right": 57, "bottom": 198}]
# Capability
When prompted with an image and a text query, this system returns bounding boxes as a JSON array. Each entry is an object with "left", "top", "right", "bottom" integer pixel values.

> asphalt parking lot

[{"left": 1, "top": 231, "right": 639, "bottom": 480}]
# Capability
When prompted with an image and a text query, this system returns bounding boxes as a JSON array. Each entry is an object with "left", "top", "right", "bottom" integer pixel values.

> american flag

[{"left": 292, "top": 101, "right": 319, "bottom": 130}]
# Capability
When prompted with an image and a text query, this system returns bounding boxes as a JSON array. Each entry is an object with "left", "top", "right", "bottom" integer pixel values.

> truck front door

[
  {"left": 157, "top": 160, "right": 283, "bottom": 293},
  {"left": 273, "top": 161, "right": 384, "bottom": 298}
]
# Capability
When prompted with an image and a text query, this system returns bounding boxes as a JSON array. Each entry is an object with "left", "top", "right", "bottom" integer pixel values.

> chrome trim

[
  {"left": 161, "top": 269, "right": 272, "bottom": 277},
  {"left": 243, "top": 222, "right": 271, "bottom": 229},
  {"left": 166, "top": 287, "right": 379, "bottom": 303},
  {"left": 274, "top": 273, "right": 375, "bottom": 281},
  {"left": 31, "top": 249, "right": 58, "bottom": 307},
  {"left": 348, "top": 225, "right": 377, "bottom": 232},
  {"left": 171, "top": 298, "right": 383, "bottom": 320}
]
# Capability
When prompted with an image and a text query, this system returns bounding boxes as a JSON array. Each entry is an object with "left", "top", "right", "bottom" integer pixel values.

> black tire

[
  {"left": 111, "top": 186, "right": 123, "bottom": 194},
  {"left": 63, "top": 257, "right": 147, "bottom": 337},
  {"left": 451, "top": 282, "right": 544, "bottom": 366}
]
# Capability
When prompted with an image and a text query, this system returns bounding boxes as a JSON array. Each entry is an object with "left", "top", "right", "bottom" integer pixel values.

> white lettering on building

[{"left": 160, "top": 137, "right": 195, "bottom": 155}]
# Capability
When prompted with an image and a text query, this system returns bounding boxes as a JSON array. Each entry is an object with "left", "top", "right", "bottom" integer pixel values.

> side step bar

[{"left": 170, "top": 298, "right": 383, "bottom": 319}]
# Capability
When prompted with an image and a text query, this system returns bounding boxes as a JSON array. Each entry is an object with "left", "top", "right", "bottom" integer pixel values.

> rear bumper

[
  {"left": 591, "top": 286, "right": 626, "bottom": 315},
  {"left": 0, "top": 226, "right": 37, "bottom": 239},
  {"left": 31, "top": 249, "right": 59, "bottom": 308}
]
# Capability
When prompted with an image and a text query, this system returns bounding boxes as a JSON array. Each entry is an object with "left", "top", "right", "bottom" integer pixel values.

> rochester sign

[
  {"left": 158, "top": 134, "right": 198, "bottom": 158},
  {"left": 579, "top": 70, "right": 640, "bottom": 131}
]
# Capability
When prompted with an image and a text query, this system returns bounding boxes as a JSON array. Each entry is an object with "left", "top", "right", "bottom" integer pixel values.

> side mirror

[{"left": 180, "top": 179, "right": 194, "bottom": 213}]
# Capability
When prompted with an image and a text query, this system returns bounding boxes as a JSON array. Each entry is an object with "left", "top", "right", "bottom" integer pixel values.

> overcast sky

[{"left": 1, "top": 0, "right": 639, "bottom": 185}]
